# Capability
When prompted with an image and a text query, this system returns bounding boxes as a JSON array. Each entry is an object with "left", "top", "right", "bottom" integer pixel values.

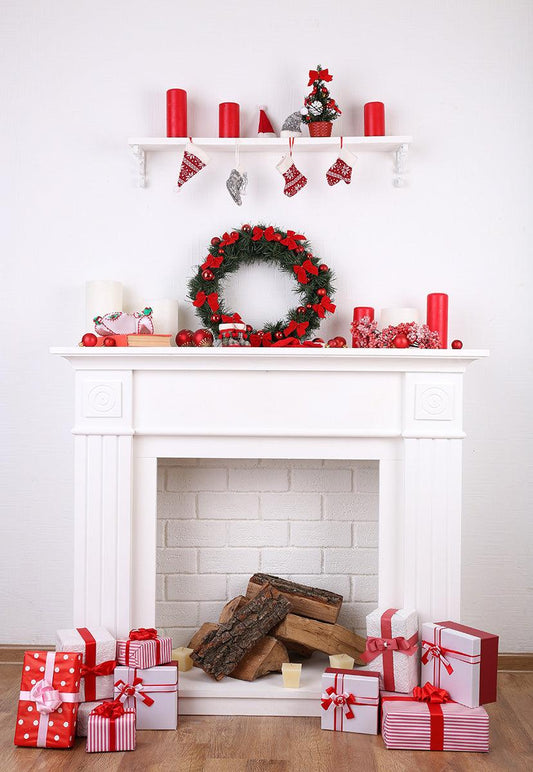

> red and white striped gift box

[
  {"left": 116, "top": 628, "right": 172, "bottom": 669},
  {"left": 86, "top": 702, "right": 136, "bottom": 752},
  {"left": 381, "top": 685, "right": 489, "bottom": 752}
]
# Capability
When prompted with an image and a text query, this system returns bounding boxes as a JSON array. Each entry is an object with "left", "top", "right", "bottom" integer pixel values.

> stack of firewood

[{"left": 188, "top": 574, "right": 365, "bottom": 681}]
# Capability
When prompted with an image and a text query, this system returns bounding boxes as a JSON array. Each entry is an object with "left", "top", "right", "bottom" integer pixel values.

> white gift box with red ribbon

[
  {"left": 421, "top": 621, "right": 498, "bottom": 708},
  {"left": 321, "top": 668, "right": 380, "bottom": 735},
  {"left": 114, "top": 665, "right": 178, "bottom": 730},
  {"left": 362, "top": 607, "right": 419, "bottom": 693}
]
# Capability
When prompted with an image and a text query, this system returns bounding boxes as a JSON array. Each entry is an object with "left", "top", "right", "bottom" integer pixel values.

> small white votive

[
  {"left": 329, "top": 653, "right": 355, "bottom": 669},
  {"left": 172, "top": 647, "right": 194, "bottom": 672},
  {"left": 282, "top": 663, "right": 302, "bottom": 688}
]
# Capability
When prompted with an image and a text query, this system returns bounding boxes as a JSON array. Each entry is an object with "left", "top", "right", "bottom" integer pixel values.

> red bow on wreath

[
  {"left": 193, "top": 291, "right": 219, "bottom": 311},
  {"left": 308, "top": 68, "right": 333, "bottom": 86},
  {"left": 221, "top": 231, "right": 239, "bottom": 246},
  {"left": 251, "top": 226, "right": 276, "bottom": 242},
  {"left": 312, "top": 295, "right": 336, "bottom": 318},
  {"left": 221, "top": 313, "right": 242, "bottom": 323},
  {"left": 284, "top": 320, "right": 309, "bottom": 338},
  {"left": 293, "top": 258, "right": 319, "bottom": 284},
  {"left": 201, "top": 254, "right": 224, "bottom": 271},
  {"left": 281, "top": 230, "right": 306, "bottom": 250}
]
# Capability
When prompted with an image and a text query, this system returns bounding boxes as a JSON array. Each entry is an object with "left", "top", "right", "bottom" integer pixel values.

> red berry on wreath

[
  {"left": 211, "top": 313, "right": 221, "bottom": 324},
  {"left": 218, "top": 248, "right": 224, "bottom": 255},
  {"left": 103, "top": 336, "right": 116, "bottom": 347},
  {"left": 202, "top": 269, "right": 215, "bottom": 281},
  {"left": 319, "top": 264, "right": 329, "bottom": 273},
  {"left": 451, "top": 339, "right": 463, "bottom": 349},
  {"left": 334, "top": 336, "right": 347, "bottom": 348},
  {"left": 175, "top": 329, "right": 194, "bottom": 347},
  {"left": 231, "top": 231, "right": 239, "bottom": 239},
  {"left": 295, "top": 245, "right": 304, "bottom": 253},
  {"left": 192, "top": 328, "right": 214, "bottom": 347},
  {"left": 81, "top": 333, "right": 97, "bottom": 347},
  {"left": 297, "top": 306, "right": 306, "bottom": 315},
  {"left": 274, "top": 331, "right": 284, "bottom": 340},
  {"left": 257, "top": 330, "right": 264, "bottom": 337},
  {"left": 306, "top": 303, "right": 313, "bottom": 309},
  {"left": 211, "top": 237, "right": 220, "bottom": 246},
  {"left": 274, "top": 233, "right": 282, "bottom": 241},
  {"left": 393, "top": 333, "right": 410, "bottom": 348},
  {"left": 246, "top": 324, "right": 253, "bottom": 332},
  {"left": 242, "top": 224, "right": 251, "bottom": 233},
  {"left": 317, "top": 288, "right": 327, "bottom": 297}
]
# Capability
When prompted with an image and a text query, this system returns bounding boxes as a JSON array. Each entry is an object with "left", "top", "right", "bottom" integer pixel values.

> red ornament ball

[
  {"left": 175, "top": 329, "right": 194, "bottom": 347},
  {"left": 295, "top": 245, "right": 304, "bottom": 253},
  {"left": 242, "top": 224, "right": 251, "bottom": 233},
  {"left": 451, "top": 339, "right": 463, "bottom": 349},
  {"left": 313, "top": 337, "right": 324, "bottom": 345},
  {"left": 202, "top": 269, "right": 215, "bottom": 281},
  {"left": 317, "top": 288, "right": 327, "bottom": 297},
  {"left": 326, "top": 338, "right": 339, "bottom": 348},
  {"left": 334, "top": 336, "right": 347, "bottom": 348},
  {"left": 319, "top": 264, "right": 329, "bottom": 273},
  {"left": 393, "top": 333, "right": 410, "bottom": 348},
  {"left": 257, "top": 330, "right": 264, "bottom": 337},
  {"left": 274, "top": 233, "right": 282, "bottom": 242},
  {"left": 211, "top": 237, "right": 221, "bottom": 246},
  {"left": 192, "top": 328, "right": 214, "bottom": 347},
  {"left": 274, "top": 331, "right": 284, "bottom": 340},
  {"left": 231, "top": 230, "right": 239, "bottom": 239},
  {"left": 103, "top": 336, "right": 116, "bottom": 347},
  {"left": 297, "top": 306, "right": 306, "bottom": 315},
  {"left": 218, "top": 248, "right": 224, "bottom": 255},
  {"left": 81, "top": 333, "right": 97, "bottom": 347},
  {"left": 246, "top": 324, "right": 253, "bottom": 332},
  {"left": 210, "top": 313, "right": 221, "bottom": 324},
  {"left": 306, "top": 303, "right": 313, "bottom": 309}
]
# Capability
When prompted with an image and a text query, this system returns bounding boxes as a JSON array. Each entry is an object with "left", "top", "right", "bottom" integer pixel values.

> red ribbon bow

[
  {"left": 413, "top": 683, "right": 451, "bottom": 704},
  {"left": 193, "top": 291, "right": 220, "bottom": 312},
  {"left": 312, "top": 295, "right": 336, "bottom": 318},
  {"left": 284, "top": 320, "right": 309, "bottom": 338},
  {"left": 221, "top": 313, "right": 243, "bottom": 323},
  {"left": 115, "top": 676, "right": 155, "bottom": 707},
  {"left": 421, "top": 642, "right": 454, "bottom": 675},
  {"left": 321, "top": 686, "right": 356, "bottom": 720},
  {"left": 251, "top": 226, "right": 276, "bottom": 241},
  {"left": 281, "top": 230, "right": 305, "bottom": 250},
  {"left": 308, "top": 68, "right": 333, "bottom": 86},
  {"left": 129, "top": 628, "right": 158, "bottom": 641},
  {"left": 221, "top": 231, "right": 239, "bottom": 246},
  {"left": 201, "top": 254, "right": 224, "bottom": 271},
  {"left": 361, "top": 635, "right": 418, "bottom": 663},
  {"left": 80, "top": 659, "right": 117, "bottom": 678},
  {"left": 293, "top": 258, "right": 319, "bottom": 284},
  {"left": 92, "top": 700, "right": 125, "bottom": 719}
]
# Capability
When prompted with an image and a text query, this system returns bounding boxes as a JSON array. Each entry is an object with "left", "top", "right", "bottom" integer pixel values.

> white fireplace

[{"left": 52, "top": 346, "right": 487, "bottom": 715}]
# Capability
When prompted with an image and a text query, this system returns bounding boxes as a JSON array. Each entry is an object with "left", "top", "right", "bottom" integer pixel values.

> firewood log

[
  {"left": 273, "top": 614, "right": 365, "bottom": 664},
  {"left": 246, "top": 574, "right": 343, "bottom": 624}
]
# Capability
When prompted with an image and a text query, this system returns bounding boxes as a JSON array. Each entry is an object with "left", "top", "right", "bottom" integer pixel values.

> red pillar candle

[
  {"left": 364, "top": 102, "right": 385, "bottom": 136},
  {"left": 167, "top": 89, "right": 187, "bottom": 137},
  {"left": 219, "top": 102, "right": 240, "bottom": 138},
  {"left": 426, "top": 293, "right": 448, "bottom": 348},
  {"left": 352, "top": 306, "right": 375, "bottom": 348}
]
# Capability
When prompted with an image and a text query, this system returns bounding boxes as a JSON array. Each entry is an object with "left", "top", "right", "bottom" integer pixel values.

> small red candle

[
  {"left": 219, "top": 102, "right": 240, "bottom": 138},
  {"left": 426, "top": 293, "right": 448, "bottom": 348},
  {"left": 352, "top": 306, "right": 375, "bottom": 348},
  {"left": 167, "top": 89, "right": 187, "bottom": 137},
  {"left": 364, "top": 102, "right": 385, "bottom": 136}
]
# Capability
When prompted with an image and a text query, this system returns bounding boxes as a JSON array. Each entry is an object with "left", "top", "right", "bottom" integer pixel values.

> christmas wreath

[{"left": 188, "top": 224, "right": 336, "bottom": 345}]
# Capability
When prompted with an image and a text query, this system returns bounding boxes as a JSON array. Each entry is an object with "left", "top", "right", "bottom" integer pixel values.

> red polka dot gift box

[{"left": 14, "top": 651, "right": 82, "bottom": 748}]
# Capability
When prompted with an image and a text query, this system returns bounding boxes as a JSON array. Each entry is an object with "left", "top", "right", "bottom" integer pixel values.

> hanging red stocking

[
  {"left": 178, "top": 140, "right": 209, "bottom": 188},
  {"left": 276, "top": 137, "right": 307, "bottom": 197},
  {"left": 326, "top": 139, "right": 357, "bottom": 186}
]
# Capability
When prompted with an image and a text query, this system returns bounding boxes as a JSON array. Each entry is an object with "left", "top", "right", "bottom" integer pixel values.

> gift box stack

[
  {"left": 14, "top": 626, "right": 178, "bottom": 753},
  {"left": 320, "top": 607, "right": 499, "bottom": 755}
]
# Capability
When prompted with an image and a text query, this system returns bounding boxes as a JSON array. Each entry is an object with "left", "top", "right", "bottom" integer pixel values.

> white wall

[{"left": 1, "top": 0, "right": 531, "bottom": 649}]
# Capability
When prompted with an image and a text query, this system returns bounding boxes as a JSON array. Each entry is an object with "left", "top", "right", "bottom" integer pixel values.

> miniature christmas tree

[{"left": 301, "top": 65, "right": 341, "bottom": 126}]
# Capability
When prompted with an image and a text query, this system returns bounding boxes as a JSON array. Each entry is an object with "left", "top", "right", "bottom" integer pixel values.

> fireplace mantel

[{"left": 52, "top": 347, "right": 488, "bottom": 698}]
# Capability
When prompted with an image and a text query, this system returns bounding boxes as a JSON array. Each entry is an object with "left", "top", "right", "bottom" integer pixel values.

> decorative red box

[
  {"left": 116, "top": 628, "right": 172, "bottom": 669},
  {"left": 14, "top": 651, "right": 82, "bottom": 748},
  {"left": 86, "top": 701, "right": 136, "bottom": 752}
]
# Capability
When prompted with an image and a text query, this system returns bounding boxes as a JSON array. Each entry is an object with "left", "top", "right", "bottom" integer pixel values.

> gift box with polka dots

[{"left": 14, "top": 650, "right": 82, "bottom": 748}]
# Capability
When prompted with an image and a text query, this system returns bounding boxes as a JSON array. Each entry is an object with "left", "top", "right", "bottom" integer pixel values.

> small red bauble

[
  {"left": 202, "top": 269, "right": 215, "bottom": 281},
  {"left": 175, "top": 329, "right": 194, "bottom": 347},
  {"left": 317, "top": 288, "right": 327, "bottom": 297},
  {"left": 297, "top": 306, "right": 306, "bottom": 315},
  {"left": 242, "top": 224, "right": 251, "bottom": 233},
  {"left": 326, "top": 338, "right": 339, "bottom": 348},
  {"left": 393, "top": 333, "right": 410, "bottom": 348},
  {"left": 246, "top": 324, "right": 253, "bottom": 332},
  {"left": 334, "top": 336, "right": 347, "bottom": 348},
  {"left": 257, "top": 330, "right": 264, "bottom": 337},
  {"left": 192, "top": 328, "right": 214, "bottom": 347},
  {"left": 274, "top": 331, "right": 284, "bottom": 340},
  {"left": 211, "top": 237, "right": 220, "bottom": 246},
  {"left": 313, "top": 337, "right": 324, "bottom": 344},
  {"left": 306, "top": 303, "right": 313, "bottom": 309},
  {"left": 295, "top": 245, "right": 304, "bottom": 253},
  {"left": 103, "top": 336, "right": 116, "bottom": 347},
  {"left": 211, "top": 313, "right": 221, "bottom": 324},
  {"left": 81, "top": 333, "right": 97, "bottom": 347},
  {"left": 319, "top": 264, "right": 328, "bottom": 273},
  {"left": 218, "top": 248, "right": 224, "bottom": 255},
  {"left": 451, "top": 339, "right": 463, "bottom": 349},
  {"left": 274, "top": 233, "right": 282, "bottom": 242},
  {"left": 307, "top": 253, "right": 313, "bottom": 259}
]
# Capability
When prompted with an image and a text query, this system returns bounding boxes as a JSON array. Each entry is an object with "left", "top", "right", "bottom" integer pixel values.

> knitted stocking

[{"left": 326, "top": 148, "right": 357, "bottom": 186}]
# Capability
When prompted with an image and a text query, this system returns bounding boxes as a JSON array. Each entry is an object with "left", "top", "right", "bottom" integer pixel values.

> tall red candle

[
  {"left": 166, "top": 89, "right": 187, "bottom": 137},
  {"left": 364, "top": 102, "right": 385, "bottom": 136},
  {"left": 219, "top": 102, "right": 240, "bottom": 138},
  {"left": 426, "top": 293, "right": 448, "bottom": 348},
  {"left": 352, "top": 306, "right": 375, "bottom": 348}
]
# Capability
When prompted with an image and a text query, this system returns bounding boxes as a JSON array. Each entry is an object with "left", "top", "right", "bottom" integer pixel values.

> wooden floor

[{"left": 1, "top": 665, "right": 531, "bottom": 771}]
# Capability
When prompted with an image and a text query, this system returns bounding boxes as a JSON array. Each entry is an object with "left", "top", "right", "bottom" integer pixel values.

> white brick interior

[{"left": 156, "top": 459, "right": 379, "bottom": 646}]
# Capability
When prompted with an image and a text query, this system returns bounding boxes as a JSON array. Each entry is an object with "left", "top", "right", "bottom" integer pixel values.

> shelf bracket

[
  {"left": 393, "top": 143, "right": 409, "bottom": 188},
  {"left": 130, "top": 144, "right": 146, "bottom": 188}
]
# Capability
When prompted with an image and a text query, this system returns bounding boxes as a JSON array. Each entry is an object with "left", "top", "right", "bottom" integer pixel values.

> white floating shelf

[{"left": 128, "top": 136, "right": 412, "bottom": 187}]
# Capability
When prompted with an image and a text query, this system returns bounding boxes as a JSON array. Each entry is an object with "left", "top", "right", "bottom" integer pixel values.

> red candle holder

[
  {"left": 219, "top": 102, "right": 240, "bottom": 138},
  {"left": 364, "top": 102, "right": 385, "bottom": 136},
  {"left": 352, "top": 306, "right": 375, "bottom": 347},
  {"left": 166, "top": 89, "right": 187, "bottom": 138},
  {"left": 426, "top": 293, "right": 448, "bottom": 348}
]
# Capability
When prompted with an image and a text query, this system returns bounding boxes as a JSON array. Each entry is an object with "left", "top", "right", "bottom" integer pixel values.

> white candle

[
  {"left": 172, "top": 646, "right": 194, "bottom": 672},
  {"left": 282, "top": 662, "right": 302, "bottom": 688},
  {"left": 329, "top": 653, "right": 355, "bottom": 670},
  {"left": 149, "top": 299, "right": 180, "bottom": 335},
  {"left": 380, "top": 307, "right": 420, "bottom": 328},
  {"left": 85, "top": 280, "right": 123, "bottom": 332}
]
